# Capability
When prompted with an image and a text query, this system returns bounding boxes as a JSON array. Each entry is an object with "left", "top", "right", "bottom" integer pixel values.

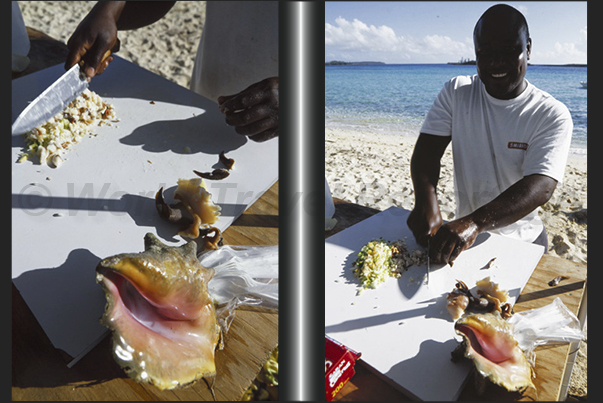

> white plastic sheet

[
  {"left": 200, "top": 245, "right": 278, "bottom": 334},
  {"left": 509, "top": 297, "right": 585, "bottom": 359}
]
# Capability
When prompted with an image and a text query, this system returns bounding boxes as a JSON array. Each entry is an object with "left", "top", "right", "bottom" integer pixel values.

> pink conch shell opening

[
  {"left": 96, "top": 233, "right": 221, "bottom": 390},
  {"left": 454, "top": 312, "right": 534, "bottom": 392}
]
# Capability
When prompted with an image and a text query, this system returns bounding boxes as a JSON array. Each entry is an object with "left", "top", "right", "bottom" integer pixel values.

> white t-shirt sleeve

[
  {"left": 419, "top": 78, "right": 455, "bottom": 137},
  {"left": 522, "top": 102, "right": 573, "bottom": 183}
]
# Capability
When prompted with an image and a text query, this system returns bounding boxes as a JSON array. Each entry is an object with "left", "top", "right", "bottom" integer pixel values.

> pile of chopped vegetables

[
  {"left": 352, "top": 238, "right": 427, "bottom": 289},
  {"left": 17, "top": 89, "right": 117, "bottom": 168}
]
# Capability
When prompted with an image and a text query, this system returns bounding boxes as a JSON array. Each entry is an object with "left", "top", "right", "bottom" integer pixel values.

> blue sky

[{"left": 325, "top": 2, "right": 587, "bottom": 64}]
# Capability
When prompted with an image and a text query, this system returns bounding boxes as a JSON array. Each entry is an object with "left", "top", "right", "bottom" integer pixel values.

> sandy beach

[
  {"left": 326, "top": 128, "right": 587, "bottom": 264},
  {"left": 18, "top": 1, "right": 205, "bottom": 89}
]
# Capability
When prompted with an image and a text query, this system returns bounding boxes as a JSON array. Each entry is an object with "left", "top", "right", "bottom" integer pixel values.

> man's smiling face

[{"left": 474, "top": 10, "right": 531, "bottom": 100}]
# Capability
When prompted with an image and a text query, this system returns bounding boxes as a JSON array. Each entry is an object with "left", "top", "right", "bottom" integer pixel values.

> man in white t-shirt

[
  {"left": 407, "top": 4, "right": 572, "bottom": 265},
  {"left": 65, "top": 1, "right": 278, "bottom": 142}
]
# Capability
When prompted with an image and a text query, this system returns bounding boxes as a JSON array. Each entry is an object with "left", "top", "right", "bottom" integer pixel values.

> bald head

[
  {"left": 474, "top": 4, "right": 530, "bottom": 43},
  {"left": 473, "top": 4, "right": 532, "bottom": 99}
]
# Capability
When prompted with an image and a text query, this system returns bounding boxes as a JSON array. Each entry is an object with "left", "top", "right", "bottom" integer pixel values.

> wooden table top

[
  {"left": 12, "top": 28, "right": 279, "bottom": 401},
  {"left": 326, "top": 198, "right": 587, "bottom": 401}
]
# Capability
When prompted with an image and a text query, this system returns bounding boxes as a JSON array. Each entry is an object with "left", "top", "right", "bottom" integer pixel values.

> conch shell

[
  {"left": 96, "top": 233, "right": 221, "bottom": 390},
  {"left": 453, "top": 312, "right": 534, "bottom": 392}
]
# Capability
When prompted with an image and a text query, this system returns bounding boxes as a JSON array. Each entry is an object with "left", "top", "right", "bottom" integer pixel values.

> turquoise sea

[{"left": 325, "top": 64, "right": 587, "bottom": 154}]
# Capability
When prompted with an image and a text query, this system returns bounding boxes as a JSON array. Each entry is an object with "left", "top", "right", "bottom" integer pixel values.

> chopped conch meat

[
  {"left": 352, "top": 238, "right": 427, "bottom": 289},
  {"left": 18, "top": 89, "right": 116, "bottom": 167}
]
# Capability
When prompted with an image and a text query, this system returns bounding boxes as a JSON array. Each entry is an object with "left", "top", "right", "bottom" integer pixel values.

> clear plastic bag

[
  {"left": 508, "top": 297, "right": 585, "bottom": 358},
  {"left": 198, "top": 245, "right": 278, "bottom": 336}
]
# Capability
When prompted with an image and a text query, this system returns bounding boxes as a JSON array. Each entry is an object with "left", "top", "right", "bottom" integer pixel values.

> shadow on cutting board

[
  {"left": 324, "top": 293, "right": 448, "bottom": 334},
  {"left": 384, "top": 338, "right": 472, "bottom": 401},
  {"left": 12, "top": 248, "right": 115, "bottom": 384},
  {"left": 11, "top": 188, "right": 249, "bottom": 245},
  {"left": 91, "top": 56, "right": 212, "bottom": 110},
  {"left": 118, "top": 113, "right": 247, "bottom": 156}
]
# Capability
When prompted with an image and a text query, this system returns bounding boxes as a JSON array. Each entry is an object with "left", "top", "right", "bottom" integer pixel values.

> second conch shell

[
  {"left": 454, "top": 312, "right": 534, "bottom": 392},
  {"left": 174, "top": 178, "right": 221, "bottom": 238}
]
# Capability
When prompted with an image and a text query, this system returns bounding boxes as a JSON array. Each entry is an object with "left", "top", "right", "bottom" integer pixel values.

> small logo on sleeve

[{"left": 508, "top": 142, "right": 528, "bottom": 150}]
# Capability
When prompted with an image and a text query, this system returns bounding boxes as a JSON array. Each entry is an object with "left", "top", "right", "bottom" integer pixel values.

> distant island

[
  {"left": 532, "top": 63, "right": 587, "bottom": 67},
  {"left": 326, "top": 59, "right": 585, "bottom": 67},
  {"left": 447, "top": 58, "right": 586, "bottom": 67},
  {"left": 325, "top": 60, "right": 385, "bottom": 66},
  {"left": 448, "top": 57, "right": 476, "bottom": 65}
]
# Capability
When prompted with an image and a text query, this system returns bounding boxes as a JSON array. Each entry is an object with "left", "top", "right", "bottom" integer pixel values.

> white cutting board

[
  {"left": 12, "top": 57, "right": 278, "bottom": 365},
  {"left": 325, "top": 207, "right": 543, "bottom": 401}
]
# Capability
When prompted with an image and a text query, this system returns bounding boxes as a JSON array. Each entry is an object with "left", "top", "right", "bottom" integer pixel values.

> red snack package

[{"left": 325, "top": 335, "right": 361, "bottom": 401}]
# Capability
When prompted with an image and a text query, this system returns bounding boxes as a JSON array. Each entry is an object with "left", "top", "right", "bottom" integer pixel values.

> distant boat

[{"left": 580, "top": 81, "right": 587, "bottom": 88}]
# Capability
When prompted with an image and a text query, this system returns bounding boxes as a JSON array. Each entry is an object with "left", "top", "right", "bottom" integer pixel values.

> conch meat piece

[
  {"left": 219, "top": 151, "right": 235, "bottom": 170},
  {"left": 476, "top": 276, "right": 512, "bottom": 318},
  {"left": 96, "top": 233, "right": 221, "bottom": 390},
  {"left": 447, "top": 293, "right": 470, "bottom": 321},
  {"left": 446, "top": 280, "right": 471, "bottom": 320},
  {"left": 453, "top": 312, "right": 535, "bottom": 392},
  {"left": 174, "top": 178, "right": 221, "bottom": 238},
  {"left": 194, "top": 168, "right": 230, "bottom": 180},
  {"left": 446, "top": 277, "right": 513, "bottom": 321},
  {"left": 476, "top": 276, "right": 509, "bottom": 304}
]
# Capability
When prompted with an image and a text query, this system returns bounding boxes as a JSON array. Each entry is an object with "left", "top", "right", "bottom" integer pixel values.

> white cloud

[
  {"left": 325, "top": 16, "right": 471, "bottom": 63},
  {"left": 533, "top": 43, "right": 586, "bottom": 64},
  {"left": 554, "top": 42, "right": 582, "bottom": 57},
  {"left": 325, "top": 17, "right": 403, "bottom": 52},
  {"left": 532, "top": 26, "right": 587, "bottom": 64},
  {"left": 422, "top": 34, "right": 469, "bottom": 54}
]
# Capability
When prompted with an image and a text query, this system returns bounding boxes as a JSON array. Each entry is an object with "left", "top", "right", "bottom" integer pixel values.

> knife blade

[
  {"left": 12, "top": 42, "right": 119, "bottom": 136},
  {"left": 12, "top": 64, "right": 89, "bottom": 136}
]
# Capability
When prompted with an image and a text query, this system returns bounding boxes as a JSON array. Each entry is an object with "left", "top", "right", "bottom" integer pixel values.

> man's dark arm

[
  {"left": 432, "top": 173, "right": 557, "bottom": 264},
  {"left": 116, "top": 1, "right": 176, "bottom": 30},
  {"left": 65, "top": 1, "right": 176, "bottom": 76},
  {"left": 407, "top": 133, "right": 451, "bottom": 247}
]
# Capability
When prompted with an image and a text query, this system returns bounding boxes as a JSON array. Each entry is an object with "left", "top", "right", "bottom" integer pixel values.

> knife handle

[{"left": 78, "top": 38, "right": 120, "bottom": 69}]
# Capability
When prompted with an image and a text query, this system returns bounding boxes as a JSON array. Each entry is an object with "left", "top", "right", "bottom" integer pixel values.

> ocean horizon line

[{"left": 325, "top": 61, "right": 587, "bottom": 67}]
